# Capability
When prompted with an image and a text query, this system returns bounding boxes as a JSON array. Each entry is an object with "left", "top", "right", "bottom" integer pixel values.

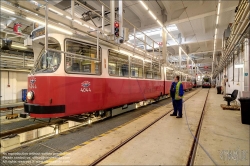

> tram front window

[
  {"left": 32, "top": 37, "right": 61, "bottom": 73},
  {"left": 34, "top": 50, "right": 61, "bottom": 73}
]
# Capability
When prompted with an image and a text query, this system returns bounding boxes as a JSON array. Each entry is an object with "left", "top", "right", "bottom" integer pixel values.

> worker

[
  {"left": 170, "top": 75, "right": 184, "bottom": 118},
  {"left": 170, "top": 77, "right": 177, "bottom": 115}
]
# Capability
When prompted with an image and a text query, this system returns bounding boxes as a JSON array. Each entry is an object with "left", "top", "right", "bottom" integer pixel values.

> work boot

[
  {"left": 176, "top": 116, "right": 182, "bottom": 118},
  {"left": 170, "top": 113, "right": 177, "bottom": 116}
]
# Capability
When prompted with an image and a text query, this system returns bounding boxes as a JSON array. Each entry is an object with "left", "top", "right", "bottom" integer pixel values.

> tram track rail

[
  {"left": 187, "top": 88, "right": 211, "bottom": 166},
  {"left": 0, "top": 119, "right": 64, "bottom": 138},
  {"left": 0, "top": 89, "right": 196, "bottom": 140},
  {"left": 89, "top": 88, "right": 204, "bottom": 166},
  {"left": 0, "top": 89, "right": 200, "bottom": 166}
]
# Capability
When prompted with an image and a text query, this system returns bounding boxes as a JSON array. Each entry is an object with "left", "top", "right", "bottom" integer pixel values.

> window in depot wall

[
  {"left": 108, "top": 50, "right": 129, "bottom": 77},
  {"left": 130, "top": 57, "right": 143, "bottom": 78},
  {"left": 65, "top": 39, "right": 101, "bottom": 75}
]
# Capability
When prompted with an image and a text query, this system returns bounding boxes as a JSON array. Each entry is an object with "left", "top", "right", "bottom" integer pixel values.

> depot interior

[
  {"left": 0, "top": 0, "right": 249, "bottom": 164},
  {"left": 1, "top": 0, "right": 249, "bottom": 109},
  {"left": 1, "top": 0, "right": 249, "bottom": 104}
]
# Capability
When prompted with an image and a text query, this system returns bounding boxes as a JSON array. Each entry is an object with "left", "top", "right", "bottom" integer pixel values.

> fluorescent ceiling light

[
  {"left": 74, "top": 19, "right": 82, "bottom": 25},
  {"left": 1, "top": 7, "right": 15, "bottom": 14},
  {"left": 58, "top": 23, "right": 66, "bottom": 26},
  {"left": 217, "top": 3, "right": 221, "bottom": 15},
  {"left": 168, "top": 33, "right": 174, "bottom": 40},
  {"left": 66, "top": 16, "right": 72, "bottom": 20},
  {"left": 166, "top": 66, "right": 173, "bottom": 70},
  {"left": 156, "top": 20, "right": 163, "bottom": 27},
  {"left": 144, "top": 59, "right": 152, "bottom": 63},
  {"left": 12, "top": 45, "right": 27, "bottom": 49},
  {"left": 83, "top": 24, "right": 89, "bottom": 28},
  {"left": 74, "top": 13, "right": 82, "bottom": 18},
  {"left": 163, "top": 28, "right": 169, "bottom": 33},
  {"left": 139, "top": 1, "right": 148, "bottom": 10},
  {"left": 83, "top": 24, "right": 95, "bottom": 30},
  {"left": 149, "top": 11, "right": 157, "bottom": 20},
  {"left": 216, "top": 15, "right": 219, "bottom": 24},
  {"left": 133, "top": 55, "right": 144, "bottom": 60},
  {"left": 49, "top": 8, "right": 63, "bottom": 16},
  {"left": 26, "top": 17, "right": 45, "bottom": 25},
  {"left": 26, "top": 17, "right": 73, "bottom": 35},
  {"left": 215, "top": 28, "right": 217, "bottom": 35},
  {"left": 235, "top": 64, "right": 243, "bottom": 68},
  {"left": 48, "top": 24, "right": 73, "bottom": 35}
]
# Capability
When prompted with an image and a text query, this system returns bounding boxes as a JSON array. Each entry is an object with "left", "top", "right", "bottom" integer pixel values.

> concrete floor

[
  {"left": 46, "top": 88, "right": 249, "bottom": 165},
  {"left": 194, "top": 88, "right": 249, "bottom": 165},
  {"left": 97, "top": 89, "right": 208, "bottom": 165},
  {"left": 46, "top": 89, "right": 200, "bottom": 165}
]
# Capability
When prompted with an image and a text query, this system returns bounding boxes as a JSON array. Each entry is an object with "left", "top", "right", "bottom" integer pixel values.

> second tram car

[{"left": 202, "top": 76, "right": 212, "bottom": 88}]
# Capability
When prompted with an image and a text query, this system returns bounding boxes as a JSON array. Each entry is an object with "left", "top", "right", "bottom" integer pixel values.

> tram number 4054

[{"left": 80, "top": 88, "right": 91, "bottom": 92}]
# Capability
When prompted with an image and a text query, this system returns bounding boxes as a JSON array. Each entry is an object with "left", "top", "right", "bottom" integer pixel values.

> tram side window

[
  {"left": 166, "top": 69, "right": 174, "bottom": 80},
  {"left": 183, "top": 75, "right": 187, "bottom": 81},
  {"left": 144, "top": 62, "right": 152, "bottom": 79},
  {"left": 65, "top": 40, "right": 101, "bottom": 75},
  {"left": 108, "top": 50, "right": 129, "bottom": 77},
  {"left": 180, "top": 75, "right": 183, "bottom": 81},
  {"left": 152, "top": 62, "right": 161, "bottom": 80},
  {"left": 130, "top": 57, "right": 143, "bottom": 78}
]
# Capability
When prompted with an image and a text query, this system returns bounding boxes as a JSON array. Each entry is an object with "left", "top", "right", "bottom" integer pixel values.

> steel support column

[
  {"left": 45, "top": 1, "right": 48, "bottom": 52},
  {"left": 119, "top": 0, "right": 123, "bottom": 38},
  {"left": 243, "top": 37, "right": 250, "bottom": 97},
  {"left": 162, "top": 28, "right": 167, "bottom": 64},
  {"left": 71, "top": 0, "right": 75, "bottom": 25},
  {"left": 179, "top": 46, "right": 182, "bottom": 70},
  {"left": 102, "top": 5, "right": 104, "bottom": 32},
  {"left": 110, "top": 0, "right": 115, "bottom": 37}
]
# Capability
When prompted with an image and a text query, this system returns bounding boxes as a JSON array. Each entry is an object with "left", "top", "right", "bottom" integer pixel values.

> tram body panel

[
  {"left": 164, "top": 80, "right": 172, "bottom": 95},
  {"left": 24, "top": 30, "right": 192, "bottom": 118},
  {"left": 27, "top": 76, "right": 164, "bottom": 118}
]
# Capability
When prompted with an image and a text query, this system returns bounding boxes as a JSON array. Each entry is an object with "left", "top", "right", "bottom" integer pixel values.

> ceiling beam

[
  {"left": 161, "top": 1, "right": 171, "bottom": 19},
  {"left": 124, "top": 1, "right": 145, "bottom": 27},
  {"left": 169, "top": 49, "right": 219, "bottom": 57},
  {"left": 164, "top": 6, "right": 235, "bottom": 26}
]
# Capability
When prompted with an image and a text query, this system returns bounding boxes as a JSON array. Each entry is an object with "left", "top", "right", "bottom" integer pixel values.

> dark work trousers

[
  {"left": 172, "top": 98, "right": 177, "bottom": 115},
  {"left": 174, "top": 99, "right": 183, "bottom": 116}
]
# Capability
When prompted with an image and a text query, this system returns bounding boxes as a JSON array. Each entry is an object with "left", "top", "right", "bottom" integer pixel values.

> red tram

[{"left": 24, "top": 29, "right": 193, "bottom": 118}]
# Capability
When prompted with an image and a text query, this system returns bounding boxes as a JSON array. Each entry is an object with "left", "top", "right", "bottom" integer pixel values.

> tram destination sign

[{"left": 31, "top": 27, "right": 45, "bottom": 39}]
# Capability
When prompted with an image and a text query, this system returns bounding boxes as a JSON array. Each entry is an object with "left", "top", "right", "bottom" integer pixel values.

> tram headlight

[{"left": 27, "top": 91, "right": 34, "bottom": 100}]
